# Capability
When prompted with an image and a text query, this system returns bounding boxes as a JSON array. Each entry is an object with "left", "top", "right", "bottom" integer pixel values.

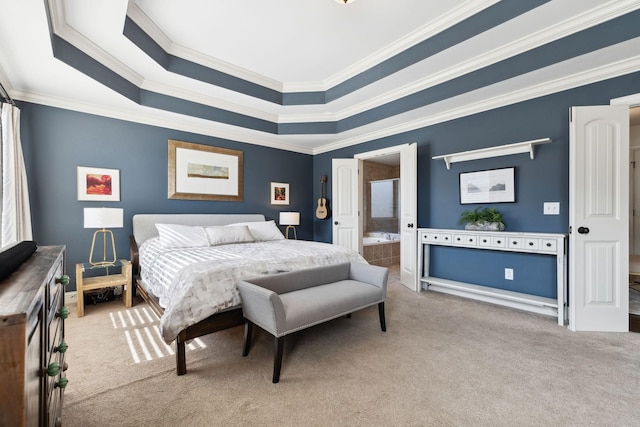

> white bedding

[{"left": 139, "top": 237, "right": 366, "bottom": 343}]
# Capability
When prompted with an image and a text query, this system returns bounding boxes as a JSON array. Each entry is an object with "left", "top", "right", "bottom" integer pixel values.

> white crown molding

[
  {"left": 51, "top": 0, "right": 144, "bottom": 87},
  {"left": 140, "top": 80, "right": 280, "bottom": 123},
  {"left": 310, "top": 0, "right": 500, "bottom": 92},
  {"left": 49, "top": 0, "right": 640, "bottom": 128},
  {"left": 11, "top": 87, "right": 314, "bottom": 155},
  {"left": 312, "top": 53, "right": 640, "bottom": 155},
  {"left": 281, "top": 0, "right": 640, "bottom": 123},
  {"left": 126, "top": 1, "right": 285, "bottom": 93},
  {"left": 11, "top": 50, "right": 639, "bottom": 157}
]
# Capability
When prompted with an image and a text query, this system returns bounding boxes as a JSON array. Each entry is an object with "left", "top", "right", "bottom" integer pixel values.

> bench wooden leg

[
  {"left": 243, "top": 321, "right": 253, "bottom": 357},
  {"left": 176, "top": 332, "right": 187, "bottom": 376},
  {"left": 273, "top": 336, "right": 285, "bottom": 383},
  {"left": 378, "top": 302, "right": 386, "bottom": 332}
]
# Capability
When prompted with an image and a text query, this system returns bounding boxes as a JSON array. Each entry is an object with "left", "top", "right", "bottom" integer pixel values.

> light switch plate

[{"left": 543, "top": 202, "right": 560, "bottom": 215}]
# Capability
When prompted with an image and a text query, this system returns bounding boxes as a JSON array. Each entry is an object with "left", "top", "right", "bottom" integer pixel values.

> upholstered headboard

[
  {"left": 129, "top": 213, "right": 267, "bottom": 277},
  {"left": 132, "top": 213, "right": 266, "bottom": 248}
]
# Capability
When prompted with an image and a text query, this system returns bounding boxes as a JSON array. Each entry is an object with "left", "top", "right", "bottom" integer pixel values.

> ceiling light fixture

[{"left": 335, "top": 0, "right": 357, "bottom": 4}]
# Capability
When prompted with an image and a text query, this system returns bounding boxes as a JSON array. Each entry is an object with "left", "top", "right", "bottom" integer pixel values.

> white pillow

[
  {"left": 205, "top": 225, "right": 255, "bottom": 246},
  {"left": 156, "top": 224, "right": 209, "bottom": 248},
  {"left": 227, "top": 220, "right": 285, "bottom": 241}
]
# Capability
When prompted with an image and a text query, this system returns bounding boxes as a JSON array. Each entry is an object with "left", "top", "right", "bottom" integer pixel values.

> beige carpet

[{"left": 62, "top": 267, "right": 640, "bottom": 426}]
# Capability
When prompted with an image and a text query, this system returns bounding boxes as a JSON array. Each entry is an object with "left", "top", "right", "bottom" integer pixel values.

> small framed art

[
  {"left": 270, "top": 182, "right": 289, "bottom": 205},
  {"left": 77, "top": 166, "right": 120, "bottom": 201}
]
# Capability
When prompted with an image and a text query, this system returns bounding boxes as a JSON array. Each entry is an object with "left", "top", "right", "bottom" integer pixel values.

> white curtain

[{"left": 1, "top": 102, "right": 32, "bottom": 247}]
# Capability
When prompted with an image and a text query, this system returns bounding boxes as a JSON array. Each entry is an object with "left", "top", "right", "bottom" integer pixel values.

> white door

[
  {"left": 631, "top": 149, "right": 640, "bottom": 254},
  {"left": 332, "top": 159, "right": 361, "bottom": 252},
  {"left": 400, "top": 143, "right": 418, "bottom": 290},
  {"left": 569, "top": 105, "right": 629, "bottom": 332}
]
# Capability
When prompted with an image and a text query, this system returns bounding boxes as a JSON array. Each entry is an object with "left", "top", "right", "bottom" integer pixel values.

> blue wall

[
  {"left": 17, "top": 72, "right": 640, "bottom": 296},
  {"left": 313, "top": 72, "right": 640, "bottom": 298},
  {"left": 19, "top": 103, "right": 313, "bottom": 290}
]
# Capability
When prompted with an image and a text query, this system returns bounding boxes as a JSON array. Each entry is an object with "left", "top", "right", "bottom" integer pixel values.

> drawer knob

[
  {"left": 55, "top": 342, "right": 69, "bottom": 354},
  {"left": 56, "top": 275, "right": 70, "bottom": 286},
  {"left": 529, "top": 242, "right": 534, "bottom": 246},
  {"left": 546, "top": 243, "right": 552, "bottom": 247},
  {"left": 496, "top": 240, "right": 502, "bottom": 244},
  {"left": 56, "top": 377, "right": 69, "bottom": 389},
  {"left": 46, "top": 362, "right": 60, "bottom": 377},
  {"left": 56, "top": 306, "right": 70, "bottom": 319}
]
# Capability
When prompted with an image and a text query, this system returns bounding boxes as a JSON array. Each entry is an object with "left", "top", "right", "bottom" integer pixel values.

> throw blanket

[{"left": 139, "top": 238, "right": 366, "bottom": 343}]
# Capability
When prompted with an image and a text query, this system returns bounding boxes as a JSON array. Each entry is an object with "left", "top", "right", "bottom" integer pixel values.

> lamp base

[
  {"left": 285, "top": 225, "right": 297, "bottom": 240},
  {"left": 89, "top": 228, "right": 117, "bottom": 266}
]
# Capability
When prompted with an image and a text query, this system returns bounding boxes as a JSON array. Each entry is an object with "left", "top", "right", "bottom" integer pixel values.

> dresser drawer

[{"left": 47, "top": 260, "right": 64, "bottom": 311}]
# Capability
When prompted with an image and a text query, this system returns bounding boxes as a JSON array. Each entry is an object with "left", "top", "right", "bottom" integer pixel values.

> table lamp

[
  {"left": 84, "top": 207, "right": 123, "bottom": 266},
  {"left": 279, "top": 212, "right": 300, "bottom": 240}
]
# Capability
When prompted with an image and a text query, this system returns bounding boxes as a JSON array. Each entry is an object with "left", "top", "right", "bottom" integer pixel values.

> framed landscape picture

[
  {"left": 459, "top": 167, "right": 515, "bottom": 204},
  {"left": 168, "top": 139, "right": 243, "bottom": 201},
  {"left": 77, "top": 166, "right": 120, "bottom": 201}
]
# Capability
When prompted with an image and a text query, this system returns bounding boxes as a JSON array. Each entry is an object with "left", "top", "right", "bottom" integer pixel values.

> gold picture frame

[{"left": 168, "top": 139, "right": 243, "bottom": 201}]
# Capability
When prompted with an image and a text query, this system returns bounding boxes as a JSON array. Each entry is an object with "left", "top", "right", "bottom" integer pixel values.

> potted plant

[{"left": 457, "top": 206, "right": 505, "bottom": 231}]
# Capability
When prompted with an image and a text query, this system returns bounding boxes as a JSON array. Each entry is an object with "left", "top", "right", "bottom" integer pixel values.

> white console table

[{"left": 418, "top": 228, "right": 567, "bottom": 325}]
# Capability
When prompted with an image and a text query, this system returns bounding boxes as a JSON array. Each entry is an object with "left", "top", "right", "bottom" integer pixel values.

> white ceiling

[{"left": 0, "top": 0, "right": 639, "bottom": 155}]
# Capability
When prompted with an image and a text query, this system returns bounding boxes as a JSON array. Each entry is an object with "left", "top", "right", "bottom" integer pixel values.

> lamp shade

[
  {"left": 279, "top": 212, "right": 300, "bottom": 226},
  {"left": 84, "top": 208, "right": 124, "bottom": 229}
]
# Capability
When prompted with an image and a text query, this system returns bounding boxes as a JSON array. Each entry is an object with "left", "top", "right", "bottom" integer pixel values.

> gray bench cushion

[{"left": 280, "top": 279, "right": 384, "bottom": 334}]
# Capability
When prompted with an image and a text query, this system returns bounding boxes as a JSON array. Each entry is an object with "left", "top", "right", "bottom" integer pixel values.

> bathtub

[
  {"left": 363, "top": 232, "right": 400, "bottom": 245},
  {"left": 362, "top": 233, "right": 400, "bottom": 266}
]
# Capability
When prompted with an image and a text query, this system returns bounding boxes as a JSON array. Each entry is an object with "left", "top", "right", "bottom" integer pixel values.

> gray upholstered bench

[{"left": 237, "top": 262, "right": 389, "bottom": 383}]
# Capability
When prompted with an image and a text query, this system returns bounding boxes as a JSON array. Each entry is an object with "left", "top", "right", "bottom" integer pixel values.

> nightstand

[{"left": 75, "top": 260, "right": 132, "bottom": 317}]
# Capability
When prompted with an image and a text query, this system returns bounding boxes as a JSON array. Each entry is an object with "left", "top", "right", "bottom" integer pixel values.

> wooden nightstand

[{"left": 75, "top": 260, "right": 132, "bottom": 317}]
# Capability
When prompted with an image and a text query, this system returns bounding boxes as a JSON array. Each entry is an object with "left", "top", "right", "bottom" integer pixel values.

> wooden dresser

[{"left": 0, "top": 246, "right": 69, "bottom": 427}]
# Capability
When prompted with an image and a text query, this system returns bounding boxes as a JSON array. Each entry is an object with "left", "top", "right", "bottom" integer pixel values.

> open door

[
  {"left": 400, "top": 143, "right": 418, "bottom": 290},
  {"left": 334, "top": 143, "right": 418, "bottom": 290},
  {"left": 331, "top": 158, "right": 361, "bottom": 252},
  {"left": 569, "top": 105, "right": 629, "bottom": 332}
]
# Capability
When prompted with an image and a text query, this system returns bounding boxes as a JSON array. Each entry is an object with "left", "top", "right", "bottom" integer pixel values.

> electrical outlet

[
  {"left": 543, "top": 202, "right": 560, "bottom": 215},
  {"left": 505, "top": 268, "right": 514, "bottom": 280}
]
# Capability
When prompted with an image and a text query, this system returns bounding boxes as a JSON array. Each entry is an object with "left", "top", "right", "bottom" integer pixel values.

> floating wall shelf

[{"left": 432, "top": 138, "right": 552, "bottom": 170}]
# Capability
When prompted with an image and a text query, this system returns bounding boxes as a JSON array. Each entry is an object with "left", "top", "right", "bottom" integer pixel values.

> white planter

[{"left": 464, "top": 221, "right": 505, "bottom": 231}]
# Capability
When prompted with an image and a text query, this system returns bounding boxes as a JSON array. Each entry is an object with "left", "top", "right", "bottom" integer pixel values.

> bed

[{"left": 129, "top": 213, "right": 366, "bottom": 375}]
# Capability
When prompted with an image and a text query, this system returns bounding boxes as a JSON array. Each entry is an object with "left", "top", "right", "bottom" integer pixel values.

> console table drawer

[
  {"left": 491, "top": 236, "right": 506, "bottom": 248},
  {"left": 454, "top": 234, "right": 477, "bottom": 246},
  {"left": 430, "top": 233, "right": 452, "bottom": 244},
  {"left": 524, "top": 238, "right": 539, "bottom": 250},
  {"left": 508, "top": 237, "right": 524, "bottom": 249},
  {"left": 540, "top": 239, "right": 557, "bottom": 252}
]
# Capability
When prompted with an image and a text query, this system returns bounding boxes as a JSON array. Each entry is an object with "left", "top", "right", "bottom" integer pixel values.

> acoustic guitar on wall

[{"left": 316, "top": 175, "right": 330, "bottom": 220}]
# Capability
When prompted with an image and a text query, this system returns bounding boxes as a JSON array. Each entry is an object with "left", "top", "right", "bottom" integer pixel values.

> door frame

[{"left": 355, "top": 143, "right": 418, "bottom": 290}]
